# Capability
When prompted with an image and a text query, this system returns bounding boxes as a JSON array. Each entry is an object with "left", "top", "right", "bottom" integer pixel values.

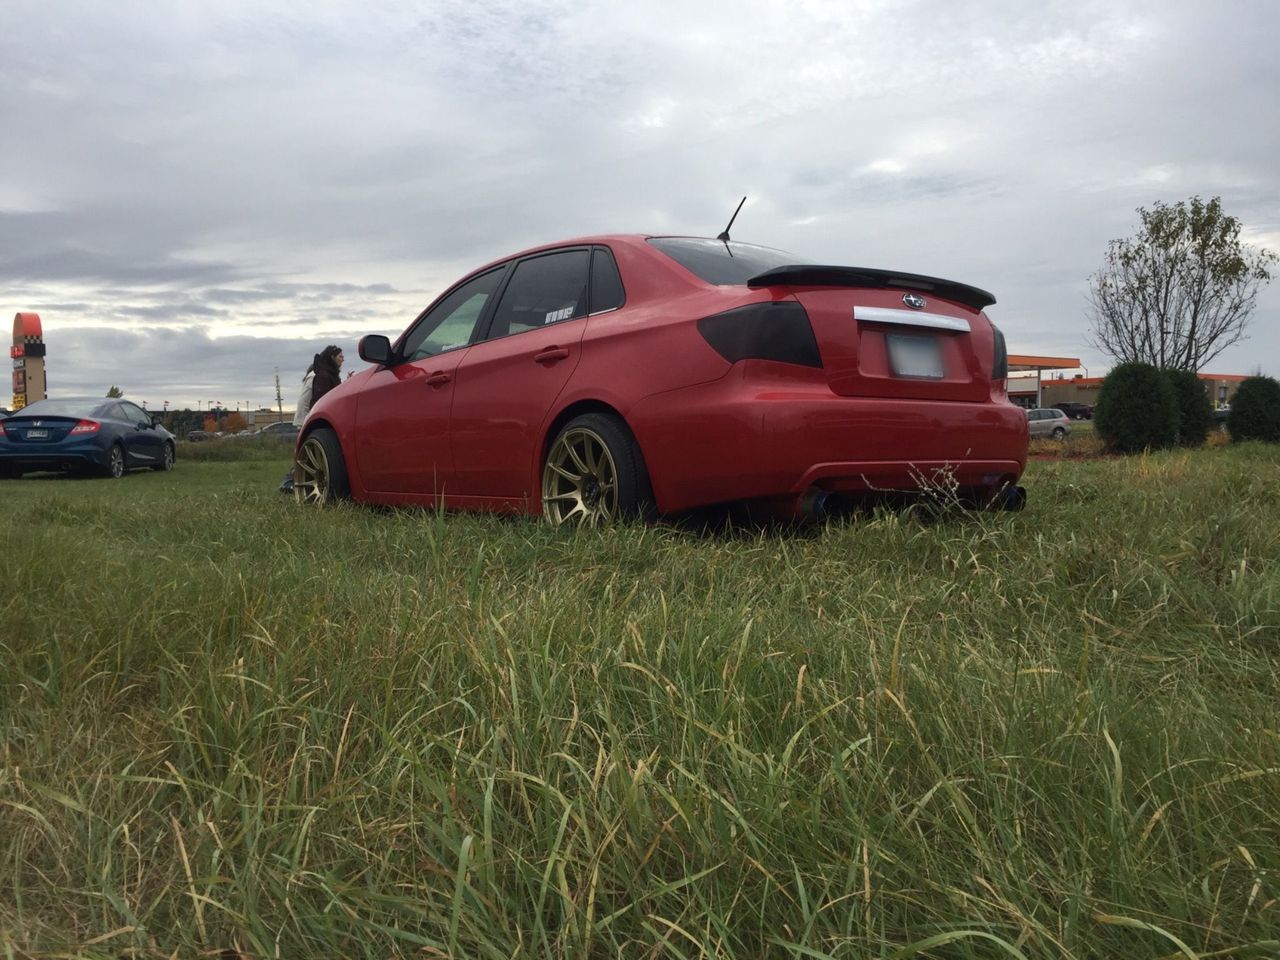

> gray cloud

[{"left": 1, "top": 0, "right": 1277, "bottom": 405}]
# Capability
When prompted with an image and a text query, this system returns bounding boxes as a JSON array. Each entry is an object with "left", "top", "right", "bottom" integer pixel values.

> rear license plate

[
  {"left": 887, "top": 334, "right": 944, "bottom": 379},
  {"left": 26, "top": 428, "right": 49, "bottom": 439}
]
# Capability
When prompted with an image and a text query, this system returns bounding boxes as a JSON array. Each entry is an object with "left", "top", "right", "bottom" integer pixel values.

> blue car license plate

[{"left": 886, "top": 334, "right": 944, "bottom": 379}]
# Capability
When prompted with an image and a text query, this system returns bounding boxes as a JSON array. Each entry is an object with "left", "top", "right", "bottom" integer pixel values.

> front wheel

[
  {"left": 541, "top": 413, "right": 653, "bottom": 527},
  {"left": 294, "top": 427, "right": 350, "bottom": 505}
]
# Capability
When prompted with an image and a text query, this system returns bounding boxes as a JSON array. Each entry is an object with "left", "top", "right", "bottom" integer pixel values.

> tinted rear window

[
  {"left": 647, "top": 237, "right": 802, "bottom": 285},
  {"left": 11, "top": 398, "right": 104, "bottom": 418}
]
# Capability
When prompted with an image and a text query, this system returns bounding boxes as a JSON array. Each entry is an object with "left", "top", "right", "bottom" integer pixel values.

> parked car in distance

[
  {"left": 187, "top": 430, "right": 211, "bottom": 442},
  {"left": 0, "top": 407, "right": 11, "bottom": 419},
  {"left": 0, "top": 396, "right": 176, "bottom": 478},
  {"left": 259, "top": 421, "right": 298, "bottom": 442},
  {"left": 1027, "top": 407, "right": 1072, "bottom": 439},
  {"left": 293, "top": 234, "right": 1029, "bottom": 523},
  {"left": 1052, "top": 401, "right": 1093, "bottom": 420},
  {"left": 1211, "top": 407, "right": 1230, "bottom": 432}
]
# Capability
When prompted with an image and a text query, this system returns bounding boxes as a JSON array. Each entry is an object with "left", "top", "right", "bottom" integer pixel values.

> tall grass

[
  {"left": 176, "top": 436, "right": 295, "bottom": 462},
  {"left": 2, "top": 446, "right": 1278, "bottom": 958}
]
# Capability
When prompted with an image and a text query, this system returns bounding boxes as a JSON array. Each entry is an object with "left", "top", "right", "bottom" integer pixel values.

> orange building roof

[{"left": 1007, "top": 354, "right": 1081, "bottom": 370}]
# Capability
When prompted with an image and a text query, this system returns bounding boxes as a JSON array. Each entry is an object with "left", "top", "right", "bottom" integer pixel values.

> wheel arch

[
  {"left": 540, "top": 400, "right": 631, "bottom": 460},
  {"left": 297, "top": 417, "right": 363, "bottom": 496},
  {"left": 535, "top": 399, "right": 659, "bottom": 513}
]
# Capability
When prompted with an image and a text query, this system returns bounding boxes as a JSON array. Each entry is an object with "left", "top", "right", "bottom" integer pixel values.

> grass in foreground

[{"left": 2, "top": 446, "right": 1278, "bottom": 958}]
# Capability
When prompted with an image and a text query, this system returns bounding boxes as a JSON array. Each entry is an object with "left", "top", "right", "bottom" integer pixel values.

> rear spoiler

[{"left": 746, "top": 265, "right": 996, "bottom": 311}]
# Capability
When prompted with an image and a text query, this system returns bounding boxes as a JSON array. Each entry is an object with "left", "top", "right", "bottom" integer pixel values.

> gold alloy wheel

[
  {"left": 542, "top": 426, "right": 620, "bottom": 526},
  {"left": 293, "top": 436, "right": 331, "bottom": 505}
]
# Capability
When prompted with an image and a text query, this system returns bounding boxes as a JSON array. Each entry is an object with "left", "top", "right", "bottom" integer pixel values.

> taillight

[
  {"left": 991, "top": 323, "right": 1008, "bottom": 380},
  {"left": 69, "top": 420, "right": 100, "bottom": 435},
  {"left": 697, "top": 301, "right": 822, "bottom": 368}
]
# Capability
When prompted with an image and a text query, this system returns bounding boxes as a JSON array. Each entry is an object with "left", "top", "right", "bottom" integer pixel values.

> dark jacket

[{"left": 311, "top": 353, "right": 341, "bottom": 406}]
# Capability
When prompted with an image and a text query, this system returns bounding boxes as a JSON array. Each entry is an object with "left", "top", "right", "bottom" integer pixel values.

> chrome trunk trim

[{"left": 854, "top": 306, "right": 971, "bottom": 332}]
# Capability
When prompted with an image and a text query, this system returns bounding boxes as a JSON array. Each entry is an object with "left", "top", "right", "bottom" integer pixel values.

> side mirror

[
  {"left": 151, "top": 415, "right": 163, "bottom": 427},
  {"left": 359, "top": 334, "right": 393, "bottom": 365}
]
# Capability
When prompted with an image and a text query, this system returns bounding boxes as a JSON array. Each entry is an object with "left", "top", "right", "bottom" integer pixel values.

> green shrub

[
  {"left": 1227, "top": 375, "right": 1280, "bottom": 442},
  {"left": 1162, "top": 368, "right": 1213, "bottom": 446},
  {"left": 1094, "top": 361, "right": 1178, "bottom": 453}
]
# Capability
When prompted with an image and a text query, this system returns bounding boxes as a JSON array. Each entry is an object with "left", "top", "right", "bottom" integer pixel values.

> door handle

[
  {"left": 534, "top": 346, "right": 570, "bottom": 364},
  {"left": 425, "top": 371, "right": 451, "bottom": 387}
]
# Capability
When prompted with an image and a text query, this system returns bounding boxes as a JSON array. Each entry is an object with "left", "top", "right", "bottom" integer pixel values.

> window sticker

[{"left": 545, "top": 305, "right": 576, "bottom": 324}]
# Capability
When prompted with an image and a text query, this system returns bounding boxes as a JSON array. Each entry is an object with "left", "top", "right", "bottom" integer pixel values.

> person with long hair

[{"left": 279, "top": 344, "right": 344, "bottom": 493}]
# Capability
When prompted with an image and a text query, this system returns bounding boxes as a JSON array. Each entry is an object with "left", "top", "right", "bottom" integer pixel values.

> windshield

[
  {"left": 647, "top": 237, "right": 803, "bottom": 285},
  {"left": 11, "top": 398, "right": 106, "bottom": 418}
]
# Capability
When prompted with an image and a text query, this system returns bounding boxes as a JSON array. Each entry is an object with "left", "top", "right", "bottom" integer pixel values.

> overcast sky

[{"left": 3, "top": 0, "right": 1277, "bottom": 409}]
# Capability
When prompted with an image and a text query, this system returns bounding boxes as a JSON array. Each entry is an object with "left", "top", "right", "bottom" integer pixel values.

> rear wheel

[
  {"left": 294, "top": 427, "right": 350, "bottom": 505},
  {"left": 541, "top": 413, "right": 653, "bottom": 527},
  {"left": 0, "top": 464, "right": 22, "bottom": 479},
  {"left": 104, "top": 443, "right": 126, "bottom": 479},
  {"left": 153, "top": 442, "right": 175, "bottom": 471},
  {"left": 1051, "top": 426, "right": 1066, "bottom": 439}
]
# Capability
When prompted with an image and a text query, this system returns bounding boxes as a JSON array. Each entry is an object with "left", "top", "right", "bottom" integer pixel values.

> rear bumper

[
  {"left": 630, "top": 366, "right": 1029, "bottom": 514},
  {"left": 0, "top": 445, "right": 107, "bottom": 472}
]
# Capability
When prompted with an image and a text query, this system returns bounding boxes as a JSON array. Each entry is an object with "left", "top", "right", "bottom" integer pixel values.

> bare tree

[{"left": 1087, "top": 197, "right": 1275, "bottom": 370}]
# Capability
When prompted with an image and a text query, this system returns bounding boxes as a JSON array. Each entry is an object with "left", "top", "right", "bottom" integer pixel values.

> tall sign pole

[{"left": 11, "top": 312, "right": 48, "bottom": 411}]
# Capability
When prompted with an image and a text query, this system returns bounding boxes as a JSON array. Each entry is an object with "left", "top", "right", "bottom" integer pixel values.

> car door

[
  {"left": 448, "top": 247, "right": 602, "bottom": 503},
  {"left": 117, "top": 401, "right": 164, "bottom": 465},
  {"left": 354, "top": 266, "right": 507, "bottom": 498}
]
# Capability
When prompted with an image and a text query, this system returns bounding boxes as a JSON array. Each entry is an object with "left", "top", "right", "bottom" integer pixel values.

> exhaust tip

[
  {"left": 799, "top": 488, "right": 834, "bottom": 521},
  {"left": 992, "top": 485, "right": 1027, "bottom": 511}
]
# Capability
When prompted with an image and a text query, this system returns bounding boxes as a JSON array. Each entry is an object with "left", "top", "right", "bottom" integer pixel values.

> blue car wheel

[{"left": 105, "top": 443, "right": 126, "bottom": 479}]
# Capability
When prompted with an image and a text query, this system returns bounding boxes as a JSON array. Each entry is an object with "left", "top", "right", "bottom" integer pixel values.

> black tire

[
  {"left": 104, "top": 443, "right": 126, "bottom": 479},
  {"left": 153, "top": 442, "right": 175, "bottom": 472},
  {"left": 542, "top": 413, "right": 655, "bottom": 525},
  {"left": 294, "top": 427, "right": 350, "bottom": 505},
  {"left": 1051, "top": 426, "right": 1066, "bottom": 439},
  {"left": 0, "top": 464, "right": 22, "bottom": 479}
]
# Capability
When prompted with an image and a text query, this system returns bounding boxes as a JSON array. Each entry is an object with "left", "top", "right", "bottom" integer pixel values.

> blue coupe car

[{"left": 0, "top": 397, "right": 176, "bottom": 478}]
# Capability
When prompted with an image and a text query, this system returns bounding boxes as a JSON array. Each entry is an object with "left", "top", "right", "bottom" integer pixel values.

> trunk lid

[
  {"left": 748, "top": 268, "right": 998, "bottom": 402},
  {"left": 2, "top": 415, "right": 81, "bottom": 443}
]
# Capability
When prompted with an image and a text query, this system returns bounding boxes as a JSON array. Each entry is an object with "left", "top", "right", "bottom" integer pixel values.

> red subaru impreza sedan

[{"left": 293, "top": 235, "right": 1028, "bottom": 523}]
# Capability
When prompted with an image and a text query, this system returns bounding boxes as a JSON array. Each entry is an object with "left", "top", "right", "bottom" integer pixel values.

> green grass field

[{"left": 2, "top": 445, "right": 1278, "bottom": 958}]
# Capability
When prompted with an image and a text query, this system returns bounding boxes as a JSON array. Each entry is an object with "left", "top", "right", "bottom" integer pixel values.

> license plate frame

[
  {"left": 886, "top": 333, "right": 945, "bottom": 380},
  {"left": 26, "top": 428, "right": 49, "bottom": 439}
]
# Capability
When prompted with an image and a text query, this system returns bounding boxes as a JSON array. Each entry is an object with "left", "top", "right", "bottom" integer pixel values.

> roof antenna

[{"left": 716, "top": 195, "right": 747, "bottom": 243}]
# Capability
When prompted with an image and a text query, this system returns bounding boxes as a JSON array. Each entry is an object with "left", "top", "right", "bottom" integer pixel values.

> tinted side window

[
  {"left": 485, "top": 250, "right": 590, "bottom": 341},
  {"left": 402, "top": 267, "right": 506, "bottom": 362},
  {"left": 120, "top": 402, "right": 150, "bottom": 425},
  {"left": 589, "top": 247, "right": 625, "bottom": 313},
  {"left": 102, "top": 402, "right": 129, "bottom": 422}
]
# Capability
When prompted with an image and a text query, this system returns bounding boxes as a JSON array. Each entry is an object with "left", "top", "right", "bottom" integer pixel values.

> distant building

[
  {"left": 249, "top": 408, "right": 293, "bottom": 426},
  {"left": 1005, "top": 353, "right": 1245, "bottom": 409},
  {"left": 1040, "top": 373, "right": 1246, "bottom": 410},
  {"left": 1006, "top": 355, "right": 1082, "bottom": 408}
]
